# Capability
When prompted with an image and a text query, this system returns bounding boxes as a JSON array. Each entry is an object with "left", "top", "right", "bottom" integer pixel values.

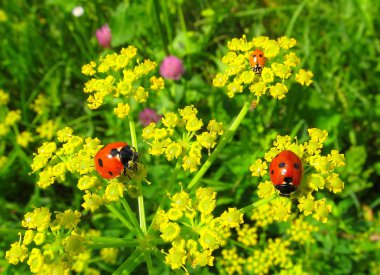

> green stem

[
  {"left": 229, "top": 239, "right": 255, "bottom": 252},
  {"left": 106, "top": 204, "right": 134, "bottom": 232},
  {"left": 152, "top": 0, "right": 169, "bottom": 55},
  {"left": 137, "top": 187, "right": 147, "bottom": 234},
  {"left": 169, "top": 157, "right": 182, "bottom": 189},
  {"left": 113, "top": 249, "right": 143, "bottom": 275},
  {"left": 129, "top": 115, "right": 147, "bottom": 234},
  {"left": 145, "top": 251, "right": 154, "bottom": 274},
  {"left": 87, "top": 236, "right": 139, "bottom": 249},
  {"left": 177, "top": 3, "right": 188, "bottom": 53},
  {"left": 0, "top": 228, "right": 25, "bottom": 235},
  {"left": 285, "top": 0, "right": 308, "bottom": 37},
  {"left": 161, "top": 1, "right": 173, "bottom": 49},
  {"left": 187, "top": 93, "right": 254, "bottom": 190},
  {"left": 129, "top": 116, "right": 138, "bottom": 152},
  {"left": 120, "top": 197, "right": 143, "bottom": 237},
  {"left": 239, "top": 195, "right": 277, "bottom": 214},
  {"left": 148, "top": 158, "right": 182, "bottom": 233}
]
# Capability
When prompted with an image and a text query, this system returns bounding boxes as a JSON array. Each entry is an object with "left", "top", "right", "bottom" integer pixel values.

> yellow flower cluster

[
  {"left": 245, "top": 238, "right": 294, "bottom": 274},
  {"left": 17, "top": 131, "right": 34, "bottom": 148},
  {"left": 0, "top": 156, "right": 7, "bottom": 167},
  {"left": 5, "top": 207, "right": 90, "bottom": 274},
  {"left": 212, "top": 35, "right": 313, "bottom": 99},
  {"left": 219, "top": 247, "right": 245, "bottom": 275},
  {"left": 154, "top": 187, "right": 243, "bottom": 271},
  {"left": 100, "top": 248, "right": 119, "bottom": 265},
  {"left": 31, "top": 127, "right": 101, "bottom": 188},
  {"left": 286, "top": 216, "right": 318, "bottom": 245},
  {"left": 0, "top": 108, "right": 21, "bottom": 137},
  {"left": 219, "top": 238, "right": 300, "bottom": 275},
  {"left": 36, "top": 120, "right": 57, "bottom": 140},
  {"left": 250, "top": 203, "right": 276, "bottom": 227},
  {"left": 81, "top": 46, "right": 165, "bottom": 117},
  {"left": 217, "top": 213, "right": 317, "bottom": 274},
  {"left": 0, "top": 89, "right": 36, "bottom": 152},
  {"left": 30, "top": 127, "right": 133, "bottom": 211},
  {"left": 0, "top": 89, "right": 56, "bottom": 151},
  {"left": 0, "top": 89, "right": 10, "bottom": 106},
  {"left": 30, "top": 94, "right": 50, "bottom": 115},
  {"left": 236, "top": 224, "right": 258, "bottom": 247},
  {"left": 0, "top": 9, "right": 7, "bottom": 21},
  {"left": 249, "top": 128, "right": 346, "bottom": 223},
  {"left": 143, "top": 105, "right": 223, "bottom": 173},
  {"left": 0, "top": 9, "right": 8, "bottom": 22}
]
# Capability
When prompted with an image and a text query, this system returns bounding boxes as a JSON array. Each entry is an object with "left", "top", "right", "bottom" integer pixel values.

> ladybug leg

[{"left": 123, "top": 167, "right": 132, "bottom": 180}]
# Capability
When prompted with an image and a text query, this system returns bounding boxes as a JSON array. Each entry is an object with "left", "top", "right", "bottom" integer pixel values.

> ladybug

[
  {"left": 94, "top": 142, "right": 139, "bottom": 179},
  {"left": 249, "top": 49, "right": 265, "bottom": 75},
  {"left": 269, "top": 150, "right": 303, "bottom": 196}
]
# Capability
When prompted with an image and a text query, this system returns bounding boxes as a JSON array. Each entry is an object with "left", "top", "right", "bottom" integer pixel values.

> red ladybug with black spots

[
  {"left": 249, "top": 49, "right": 265, "bottom": 75},
  {"left": 94, "top": 142, "right": 139, "bottom": 179},
  {"left": 269, "top": 150, "right": 303, "bottom": 196}
]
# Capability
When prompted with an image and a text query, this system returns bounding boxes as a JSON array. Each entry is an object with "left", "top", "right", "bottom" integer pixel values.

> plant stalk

[
  {"left": 187, "top": 93, "right": 255, "bottom": 190},
  {"left": 129, "top": 115, "right": 147, "bottom": 234}
]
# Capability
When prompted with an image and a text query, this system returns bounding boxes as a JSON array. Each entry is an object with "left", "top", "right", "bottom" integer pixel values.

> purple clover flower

[
  {"left": 96, "top": 24, "right": 111, "bottom": 48},
  {"left": 159, "top": 55, "right": 185, "bottom": 80},
  {"left": 139, "top": 108, "right": 161, "bottom": 126}
]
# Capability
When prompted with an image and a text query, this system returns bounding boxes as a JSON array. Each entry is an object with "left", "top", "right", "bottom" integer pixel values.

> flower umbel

[
  {"left": 5, "top": 207, "right": 92, "bottom": 274},
  {"left": 143, "top": 105, "right": 224, "bottom": 173},
  {"left": 250, "top": 128, "right": 345, "bottom": 223},
  {"left": 30, "top": 127, "right": 134, "bottom": 211},
  {"left": 213, "top": 35, "right": 312, "bottom": 100},
  {"left": 82, "top": 46, "right": 165, "bottom": 117},
  {"left": 156, "top": 187, "right": 242, "bottom": 271}
]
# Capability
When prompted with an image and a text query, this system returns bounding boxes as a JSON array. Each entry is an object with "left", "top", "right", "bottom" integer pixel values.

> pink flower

[
  {"left": 139, "top": 108, "right": 161, "bottom": 126},
  {"left": 96, "top": 24, "right": 111, "bottom": 48},
  {"left": 159, "top": 56, "right": 185, "bottom": 80}
]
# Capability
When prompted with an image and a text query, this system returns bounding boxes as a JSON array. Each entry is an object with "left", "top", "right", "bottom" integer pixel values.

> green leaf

[{"left": 110, "top": 3, "right": 152, "bottom": 47}]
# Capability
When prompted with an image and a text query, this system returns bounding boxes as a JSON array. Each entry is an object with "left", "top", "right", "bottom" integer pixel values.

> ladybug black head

[
  {"left": 275, "top": 182, "right": 297, "bottom": 197},
  {"left": 119, "top": 145, "right": 139, "bottom": 170}
]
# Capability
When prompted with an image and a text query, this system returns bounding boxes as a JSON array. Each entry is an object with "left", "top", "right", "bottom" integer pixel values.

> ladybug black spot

[
  {"left": 279, "top": 162, "right": 285, "bottom": 168},
  {"left": 98, "top": 158, "right": 103, "bottom": 167},
  {"left": 259, "top": 54, "right": 263, "bottom": 57},
  {"left": 108, "top": 171, "right": 113, "bottom": 176},
  {"left": 271, "top": 170, "right": 274, "bottom": 175},
  {"left": 110, "top": 148, "right": 119, "bottom": 157},
  {"left": 294, "top": 163, "right": 300, "bottom": 169}
]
